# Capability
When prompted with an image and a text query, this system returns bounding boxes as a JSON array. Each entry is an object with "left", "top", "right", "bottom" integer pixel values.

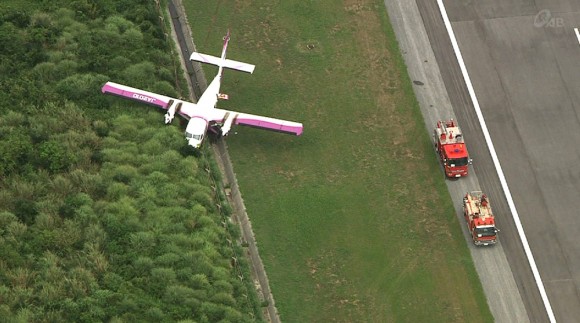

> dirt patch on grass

[{"left": 296, "top": 40, "right": 323, "bottom": 54}]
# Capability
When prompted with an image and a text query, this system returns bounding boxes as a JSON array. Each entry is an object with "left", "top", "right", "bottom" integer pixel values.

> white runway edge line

[
  {"left": 575, "top": 28, "right": 580, "bottom": 45},
  {"left": 435, "top": 1, "right": 557, "bottom": 322}
]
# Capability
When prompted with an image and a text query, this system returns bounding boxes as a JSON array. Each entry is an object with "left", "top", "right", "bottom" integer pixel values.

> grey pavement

[
  {"left": 443, "top": 1, "right": 580, "bottom": 321},
  {"left": 385, "top": 0, "right": 580, "bottom": 321},
  {"left": 383, "top": 0, "right": 533, "bottom": 322}
]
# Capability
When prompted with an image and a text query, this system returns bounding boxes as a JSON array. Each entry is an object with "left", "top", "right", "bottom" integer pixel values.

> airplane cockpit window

[{"left": 185, "top": 131, "right": 203, "bottom": 140}]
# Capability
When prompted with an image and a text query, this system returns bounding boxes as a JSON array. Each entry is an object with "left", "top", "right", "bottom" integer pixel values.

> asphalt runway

[
  {"left": 442, "top": 1, "right": 580, "bottom": 322},
  {"left": 392, "top": 0, "right": 580, "bottom": 321},
  {"left": 384, "top": 0, "right": 535, "bottom": 321}
]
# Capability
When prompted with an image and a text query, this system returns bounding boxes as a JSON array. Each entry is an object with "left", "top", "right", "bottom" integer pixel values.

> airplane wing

[
  {"left": 101, "top": 82, "right": 197, "bottom": 119},
  {"left": 103, "top": 81, "right": 303, "bottom": 136},
  {"left": 211, "top": 109, "right": 303, "bottom": 136}
]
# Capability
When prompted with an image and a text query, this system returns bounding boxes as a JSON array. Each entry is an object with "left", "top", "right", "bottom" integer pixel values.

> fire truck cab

[{"left": 463, "top": 191, "right": 499, "bottom": 246}]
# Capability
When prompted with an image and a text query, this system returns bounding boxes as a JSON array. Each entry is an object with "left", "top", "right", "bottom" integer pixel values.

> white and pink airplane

[{"left": 101, "top": 30, "right": 303, "bottom": 149}]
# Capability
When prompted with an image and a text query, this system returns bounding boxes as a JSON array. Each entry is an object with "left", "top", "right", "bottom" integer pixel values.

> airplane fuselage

[
  {"left": 183, "top": 71, "right": 224, "bottom": 148},
  {"left": 195, "top": 71, "right": 222, "bottom": 111}
]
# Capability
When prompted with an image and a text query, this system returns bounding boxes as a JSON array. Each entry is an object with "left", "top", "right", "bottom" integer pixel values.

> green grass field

[{"left": 185, "top": 1, "right": 493, "bottom": 322}]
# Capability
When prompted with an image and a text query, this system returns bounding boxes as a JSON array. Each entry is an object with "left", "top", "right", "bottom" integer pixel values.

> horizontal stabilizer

[{"left": 190, "top": 52, "right": 255, "bottom": 74}]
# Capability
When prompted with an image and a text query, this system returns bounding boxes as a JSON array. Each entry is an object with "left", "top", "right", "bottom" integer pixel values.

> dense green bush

[{"left": 0, "top": 1, "right": 261, "bottom": 321}]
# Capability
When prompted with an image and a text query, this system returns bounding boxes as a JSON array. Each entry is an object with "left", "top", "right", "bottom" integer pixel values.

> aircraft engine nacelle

[
  {"left": 221, "top": 113, "right": 238, "bottom": 137},
  {"left": 164, "top": 101, "right": 182, "bottom": 124}
]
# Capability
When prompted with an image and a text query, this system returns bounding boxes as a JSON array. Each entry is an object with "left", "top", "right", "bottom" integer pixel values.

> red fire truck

[
  {"left": 433, "top": 119, "right": 471, "bottom": 178},
  {"left": 462, "top": 191, "right": 499, "bottom": 246}
]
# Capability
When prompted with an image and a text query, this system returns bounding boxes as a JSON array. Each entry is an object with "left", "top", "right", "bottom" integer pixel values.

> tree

[
  {"left": 32, "top": 61, "right": 57, "bottom": 84},
  {"left": 0, "top": 22, "right": 26, "bottom": 59},
  {"left": 0, "top": 128, "right": 33, "bottom": 176},
  {"left": 163, "top": 285, "right": 202, "bottom": 319},
  {"left": 110, "top": 164, "right": 139, "bottom": 184},
  {"left": 121, "top": 61, "right": 156, "bottom": 88},
  {"left": 54, "top": 59, "right": 79, "bottom": 79},
  {"left": 58, "top": 192, "right": 93, "bottom": 219},
  {"left": 37, "top": 139, "right": 76, "bottom": 173},
  {"left": 12, "top": 200, "right": 37, "bottom": 226},
  {"left": 129, "top": 232, "right": 156, "bottom": 256},
  {"left": 55, "top": 73, "right": 108, "bottom": 104},
  {"left": 92, "top": 120, "right": 110, "bottom": 138},
  {"left": 149, "top": 267, "right": 176, "bottom": 297}
]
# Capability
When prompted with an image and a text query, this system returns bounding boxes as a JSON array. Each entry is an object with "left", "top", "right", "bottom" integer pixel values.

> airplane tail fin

[{"left": 189, "top": 30, "right": 255, "bottom": 74}]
